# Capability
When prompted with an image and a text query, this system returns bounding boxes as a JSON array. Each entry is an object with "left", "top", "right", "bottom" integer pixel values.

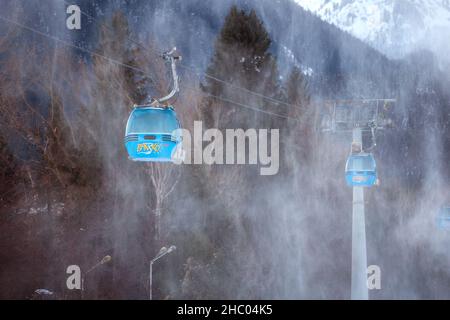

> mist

[{"left": 0, "top": 0, "right": 449, "bottom": 300}]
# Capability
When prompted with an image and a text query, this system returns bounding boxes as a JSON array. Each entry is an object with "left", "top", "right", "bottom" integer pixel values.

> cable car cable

[
  {"left": 58, "top": 0, "right": 304, "bottom": 111},
  {"left": 184, "top": 86, "right": 300, "bottom": 121},
  {"left": 0, "top": 14, "right": 302, "bottom": 122},
  {"left": 0, "top": 15, "right": 148, "bottom": 76}
]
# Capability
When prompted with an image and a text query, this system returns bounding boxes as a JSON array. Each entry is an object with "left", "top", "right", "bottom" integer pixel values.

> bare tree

[
  {"left": 0, "top": 42, "right": 81, "bottom": 190},
  {"left": 146, "top": 163, "right": 180, "bottom": 240}
]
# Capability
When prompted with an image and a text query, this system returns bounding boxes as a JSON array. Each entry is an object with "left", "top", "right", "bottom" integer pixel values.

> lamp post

[
  {"left": 149, "top": 245, "right": 176, "bottom": 300},
  {"left": 81, "top": 255, "right": 112, "bottom": 299}
]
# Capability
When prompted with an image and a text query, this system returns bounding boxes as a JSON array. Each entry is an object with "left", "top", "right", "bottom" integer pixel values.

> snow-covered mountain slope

[{"left": 294, "top": 0, "right": 450, "bottom": 62}]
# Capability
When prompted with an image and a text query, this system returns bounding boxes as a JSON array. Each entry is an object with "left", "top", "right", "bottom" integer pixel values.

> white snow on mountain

[{"left": 294, "top": 0, "right": 450, "bottom": 64}]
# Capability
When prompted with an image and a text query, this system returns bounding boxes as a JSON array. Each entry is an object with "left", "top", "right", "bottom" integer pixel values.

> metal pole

[
  {"left": 351, "top": 128, "right": 368, "bottom": 300},
  {"left": 148, "top": 246, "right": 176, "bottom": 300},
  {"left": 149, "top": 261, "right": 153, "bottom": 300},
  {"left": 81, "top": 276, "right": 84, "bottom": 300},
  {"left": 80, "top": 255, "right": 111, "bottom": 300}
]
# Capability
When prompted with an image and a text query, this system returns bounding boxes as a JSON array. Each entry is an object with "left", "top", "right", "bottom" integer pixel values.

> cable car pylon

[
  {"left": 317, "top": 98, "right": 395, "bottom": 300},
  {"left": 351, "top": 127, "right": 368, "bottom": 300}
]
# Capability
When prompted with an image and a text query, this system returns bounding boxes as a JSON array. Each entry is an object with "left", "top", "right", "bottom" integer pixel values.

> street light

[
  {"left": 149, "top": 245, "right": 176, "bottom": 300},
  {"left": 81, "top": 255, "right": 112, "bottom": 299}
]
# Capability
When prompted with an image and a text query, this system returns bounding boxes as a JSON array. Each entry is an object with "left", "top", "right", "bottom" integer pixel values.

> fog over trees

[{"left": 0, "top": 0, "right": 450, "bottom": 299}]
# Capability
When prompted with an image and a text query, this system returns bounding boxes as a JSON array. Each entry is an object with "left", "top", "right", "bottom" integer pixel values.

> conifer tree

[
  {"left": 282, "top": 67, "right": 314, "bottom": 175},
  {"left": 201, "top": 5, "right": 281, "bottom": 129}
]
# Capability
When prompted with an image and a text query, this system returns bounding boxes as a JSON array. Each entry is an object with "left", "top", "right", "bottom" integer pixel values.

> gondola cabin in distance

[
  {"left": 345, "top": 153, "right": 377, "bottom": 187},
  {"left": 437, "top": 206, "right": 450, "bottom": 229}
]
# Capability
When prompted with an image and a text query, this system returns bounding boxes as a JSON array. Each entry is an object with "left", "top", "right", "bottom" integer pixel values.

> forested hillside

[{"left": 0, "top": 0, "right": 449, "bottom": 299}]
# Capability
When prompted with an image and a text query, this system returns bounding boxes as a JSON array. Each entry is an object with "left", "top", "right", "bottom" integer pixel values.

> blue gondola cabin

[
  {"left": 437, "top": 206, "right": 450, "bottom": 229},
  {"left": 345, "top": 153, "right": 377, "bottom": 187},
  {"left": 124, "top": 106, "right": 181, "bottom": 162}
]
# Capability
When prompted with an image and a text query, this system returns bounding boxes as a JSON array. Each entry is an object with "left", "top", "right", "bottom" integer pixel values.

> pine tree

[
  {"left": 322, "top": 48, "right": 346, "bottom": 97},
  {"left": 286, "top": 67, "right": 310, "bottom": 115},
  {"left": 285, "top": 66, "right": 312, "bottom": 163},
  {"left": 200, "top": 5, "right": 281, "bottom": 129},
  {"left": 188, "top": 6, "right": 286, "bottom": 298}
]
